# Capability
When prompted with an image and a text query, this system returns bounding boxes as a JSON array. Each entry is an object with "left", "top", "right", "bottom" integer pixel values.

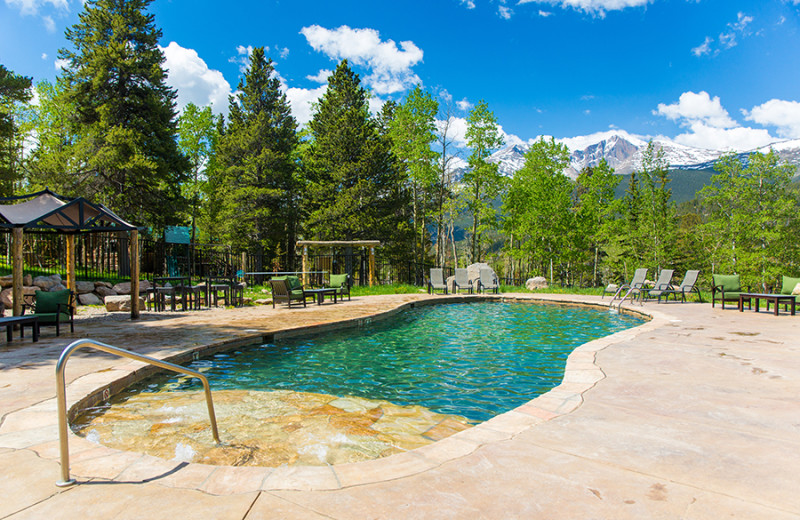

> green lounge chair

[
  {"left": 329, "top": 273, "right": 351, "bottom": 301},
  {"left": 428, "top": 268, "right": 447, "bottom": 294},
  {"left": 711, "top": 274, "right": 748, "bottom": 309},
  {"left": 655, "top": 270, "right": 702, "bottom": 303},
  {"left": 269, "top": 276, "right": 315, "bottom": 308},
  {"left": 23, "top": 289, "right": 74, "bottom": 336},
  {"left": 776, "top": 275, "right": 800, "bottom": 311}
]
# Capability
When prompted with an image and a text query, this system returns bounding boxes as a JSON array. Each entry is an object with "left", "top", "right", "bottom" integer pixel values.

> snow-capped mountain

[{"left": 484, "top": 132, "right": 800, "bottom": 179}]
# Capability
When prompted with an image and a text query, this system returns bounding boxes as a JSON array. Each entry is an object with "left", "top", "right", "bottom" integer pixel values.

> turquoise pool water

[{"left": 148, "top": 302, "right": 642, "bottom": 422}]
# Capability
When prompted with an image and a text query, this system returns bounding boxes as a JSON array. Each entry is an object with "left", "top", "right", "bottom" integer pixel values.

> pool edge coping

[{"left": 11, "top": 294, "right": 671, "bottom": 495}]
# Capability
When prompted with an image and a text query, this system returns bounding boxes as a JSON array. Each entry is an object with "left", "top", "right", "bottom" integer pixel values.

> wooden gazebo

[
  {"left": 296, "top": 240, "right": 380, "bottom": 287},
  {"left": 0, "top": 189, "right": 142, "bottom": 319}
]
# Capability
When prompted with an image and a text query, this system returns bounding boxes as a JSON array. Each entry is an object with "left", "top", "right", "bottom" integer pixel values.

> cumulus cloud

[
  {"left": 306, "top": 69, "right": 332, "bottom": 84},
  {"left": 654, "top": 91, "right": 777, "bottom": 151},
  {"left": 691, "top": 36, "right": 713, "bottom": 57},
  {"left": 460, "top": 0, "right": 476, "bottom": 8},
  {"left": 54, "top": 58, "right": 69, "bottom": 70},
  {"left": 4, "top": 0, "right": 67, "bottom": 16},
  {"left": 456, "top": 98, "right": 473, "bottom": 111},
  {"left": 160, "top": 42, "right": 232, "bottom": 115},
  {"left": 300, "top": 25, "right": 423, "bottom": 95},
  {"left": 516, "top": 0, "right": 650, "bottom": 16},
  {"left": 499, "top": 5, "right": 513, "bottom": 18},
  {"left": 744, "top": 99, "right": 800, "bottom": 139},
  {"left": 655, "top": 91, "right": 737, "bottom": 129},
  {"left": 284, "top": 85, "right": 327, "bottom": 127},
  {"left": 435, "top": 116, "right": 523, "bottom": 150}
]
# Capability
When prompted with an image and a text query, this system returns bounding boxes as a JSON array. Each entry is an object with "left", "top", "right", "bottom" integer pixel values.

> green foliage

[
  {"left": 388, "top": 85, "right": 440, "bottom": 267},
  {"left": 0, "top": 64, "right": 32, "bottom": 197},
  {"left": 304, "top": 60, "right": 407, "bottom": 245},
  {"left": 502, "top": 138, "right": 572, "bottom": 283},
  {"left": 177, "top": 102, "right": 220, "bottom": 243},
  {"left": 698, "top": 151, "right": 798, "bottom": 290},
  {"left": 56, "top": 0, "right": 189, "bottom": 229},
  {"left": 214, "top": 47, "right": 299, "bottom": 258},
  {"left": 464, "top": 100, "right": 504, "bottom": 263}
]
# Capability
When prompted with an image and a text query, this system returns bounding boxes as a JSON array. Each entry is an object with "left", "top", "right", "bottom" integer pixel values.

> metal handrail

[{"left": 55, "top": 339, "right": 221, "bottom": 487}]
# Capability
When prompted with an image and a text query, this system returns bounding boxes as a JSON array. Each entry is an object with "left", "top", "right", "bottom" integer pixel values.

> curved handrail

[{"left": 55, "top": 339, "right": 221, "bottom": 487}]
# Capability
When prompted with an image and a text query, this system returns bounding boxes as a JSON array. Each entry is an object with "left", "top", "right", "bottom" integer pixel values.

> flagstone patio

[{"left": 1, "top": 293, "right": 798, "bottom": 519}]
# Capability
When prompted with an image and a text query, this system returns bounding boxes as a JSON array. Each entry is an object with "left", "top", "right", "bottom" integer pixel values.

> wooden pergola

[
  {"left": 296, "top": 240, "right": 381, "bottom": 287},
  {"left": 0, "top": 189, "right": 142, "bottom": 319}
]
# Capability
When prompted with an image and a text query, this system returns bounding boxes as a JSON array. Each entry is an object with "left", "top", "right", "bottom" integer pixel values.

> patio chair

[
  {"left": 329, "top": 273, "right": 351, "bottom": 301},
  {"left": 608, "top": 268, "right": 648, "bottom": 304},
  {"left": 268, "top": 276, "right": 315, "bottom": 308},
  {"left": 775, "top": 275, "right": 800, "bottom": 311},
  {"left": 428, "top": 268, "right": 447, "bottom": 294},
  {"left": 22, "top": 289, "right": 74, "bottom": 336},
  {"left": 711, "top": 274, "right": 748, "bottom": 309},
  {"left": 655, "top": 270, "right": 702, "bottom": 303},
  {"left": 478, "top": 268, "right": 499, "bottom": 294},
  {"left": 454, "top": 268, "right": 473, "bottom": 294},
  {"left": 641, "top": 269, "right": 674, "bottom": 302}
]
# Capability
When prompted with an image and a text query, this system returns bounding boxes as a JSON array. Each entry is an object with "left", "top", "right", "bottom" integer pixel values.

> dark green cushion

[
  {"left": 330, "top": 274, "right": 347, "bottom": 288},
  {"left": 35, "top": 289, "right": 70, "bottom": 314},
  {"left": 717, "top": 291, "right": 743, "bottom": 300},
  {"left": 285, "top": 276, "right": 303, "bottom": 290},
  {"left": 289, "top": 289, "right": 305, "bottom": 298},
  {"left": 35, "top": 312, "right": 71, "bottom": 324},
  {"left": 781, "top": 276, "right": 800, "bottom": 296},
  {"left": 712, "top": 274, "right": 740, "bottom": 292}
]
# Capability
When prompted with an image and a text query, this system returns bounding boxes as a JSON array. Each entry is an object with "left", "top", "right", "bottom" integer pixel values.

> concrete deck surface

[{"left": 0, "top": 293, "right": 798, "bottom": 519}]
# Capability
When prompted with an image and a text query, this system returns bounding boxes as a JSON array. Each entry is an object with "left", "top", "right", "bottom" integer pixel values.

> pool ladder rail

[
  {"left": 608, "top": 283, "right": 645, "bottom": 310},
  {"left": 55, "top": 339, "right": 221, "bottom": 487}
]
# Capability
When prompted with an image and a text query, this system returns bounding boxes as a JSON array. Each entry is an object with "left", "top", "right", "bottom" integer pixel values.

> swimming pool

[{"left": 74, "top": 301, "right": 643, "bottom": 466}]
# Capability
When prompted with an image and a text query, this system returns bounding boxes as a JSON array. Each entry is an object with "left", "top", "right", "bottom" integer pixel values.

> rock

[
  {"left": 0, "top": 275, "right": 11, "bottom": 288},
  {"left": 0, "top": 286, "right": 41, "bottom": 308},
  {"left": 242, "top": 297, "right": 252, "bottom": 305},
  {"left": 94, "top": 281, "right": 113, "bottom": 289},
  {"left": 75, "top": 281, "right": 96, "bottom": 294},
  {"left": 526, "top": 277, "right": 548, "bottom": 290},
  {"left": 95, "top": 286, "right": 118, "bottom": 298},
  {"left": 445, "top": 275, "right": 456, "bottom": 293},
  {"left": 105, "top": 295, "right": 145, "bottom": 312},
  {"left": 49, "top": 283, "right": 67, "bottom": 292},
  {"left": 112, "top": 280, "right": 151, "bottom": 295},
  {"left": 254, "top": 298, "right": 271, "bottom": 305},
  {"left": 33, "top": 274, "right": 62, "bottom": 290},
  {"left": 23, "top": 274, "right": 32, "bottom": 286},
  {"left": 78, "top": 292, "right": 103, "bottom": 306},
  {"left": 467, "top": 263, "right": 495, "bottom": 288}
]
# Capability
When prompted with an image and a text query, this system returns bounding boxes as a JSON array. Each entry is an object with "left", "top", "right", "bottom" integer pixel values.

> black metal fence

[{"left": 0, "top": 232, "right": 533, "bottom": 287}]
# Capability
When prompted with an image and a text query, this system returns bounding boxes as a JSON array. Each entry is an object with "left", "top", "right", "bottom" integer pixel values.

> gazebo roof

[{"left": 0, "top": 189, "right": 136, "bottom": 232}]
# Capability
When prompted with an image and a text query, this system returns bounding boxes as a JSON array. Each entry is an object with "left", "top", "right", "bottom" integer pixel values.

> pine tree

[
  {"left": 0, "top": 65, "right": 32, "bottom": 197},
  {"left": 214, "top": 47, "right": 299, "bottom": 260},
  {"left": 57, "top": 0, "right": 189, "bottom": 229},
  {"left": 304, "top": 60, "right": 406, "bottom": 244}
]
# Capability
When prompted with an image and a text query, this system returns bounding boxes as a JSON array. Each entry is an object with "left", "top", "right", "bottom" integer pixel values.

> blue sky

[{"left": 2, "top": 0, "right": 800, "bottom": 151}]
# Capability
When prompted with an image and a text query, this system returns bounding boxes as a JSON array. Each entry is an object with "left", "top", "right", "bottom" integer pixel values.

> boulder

[
  {"left": 112, "top": 280, "right": 151, "bottom": 295},
  {"left": 78, "top": 292, "right": 103, "bottom": 306},
  {"left": 466, "top": 263, "right": 495, "bottom": 288},
  {"left": 254, "top": 298, "right": 271, "bottom": 305},
  {"left": 95, "top": 286, "right": 118, "bottom": 298},
  {"left": 75, "top": 281, "right": 96, "bottom": 294},
  {"left": 33, "top": 274, "right": 62, "bottom": 290},
  {"left": 0, "top": 286, "right": 39, "bottom": 308},
  {"left": 0, "top": 275, "right": 11, "bottom": 288},
  {"left": 526, "top": 277, "right": 548, "bottom": 290},
  {"left": 94, "top": 281, "right": 113, "bottom": 289},
  {"left": 23, "top": 274, "right": 32, "bottom": 286},
  {"left": 49, "top": 283, "right": 67, "bottom": 292},
  {"left": 105, "top": 295, "right": 145, "bottom": 312}
]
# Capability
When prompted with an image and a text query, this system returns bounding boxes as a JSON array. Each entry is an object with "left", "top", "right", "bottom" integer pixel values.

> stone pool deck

[{"left": 0, "top": 293, "right": 798, "bottom": 519}]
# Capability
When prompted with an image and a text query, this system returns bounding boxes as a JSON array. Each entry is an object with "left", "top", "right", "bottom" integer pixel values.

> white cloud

[
  {"left": 40, "top": 52, "right": 47, "bottom": 60},
  {"left": 435, "top": 116, "right": 522, "bottom": 150},
  {"left": 538, "top": 10, "right": 553, "bottom": 16},
  {"left": 654, "top": 91, "right": 777, "bottom": 151},
  {"left": 229, "top": 45, "right": 255, "bottom": 72},
  {"left": 456, "top": 98, "right": 473, "bottom": 111},
  {"left": 306, "top": 69, "right": 332, "bottom": 84},
  {"left": 460, "top": 0, "right": 476, "bottom": 8},
  {"left": 42, "top": 14, "right": 54, "bottom": 32},
  {"left": 300, "top": 25, "right": 423, "bottom": 95},
  {"left": 744, "top": 99, "right": 800, "bottom": 139},
  {"left": 4, "top": 0, "right": 67, "bottom": 16},
  {"left": 516, "top": 0, "right": 650, "bottom": 16},
  {"left": 284, "top": 85, "right": 327, "bottom": 127},
  {"left": 160, "top": 42, "right": 232, "bottom": 115},
  {"left": 691, "top": 36, "right": 713, "bottom": 56},
  {"left": 54, "top": 58, "right": 69, "bottom": 70},
  {"left": 655, "top": 91, "right": 737, "bottom": 129},
  {"left": 499, "top": 5, "right": 513, "bottom": 18}
]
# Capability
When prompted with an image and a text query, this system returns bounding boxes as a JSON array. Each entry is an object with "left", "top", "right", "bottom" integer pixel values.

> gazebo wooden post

[
  {"left": 369, "top": 246, "right": 376, "bottom": 287},
  {"left": 301, "top": 245, "right": 309, "bottom": 287},
  {"left": 66, "top": 234, "right": 76, "bottom": 311},
  {"left": 130, "top": 229, "right": 140, "bottom": 320},
  {"left": 11, "top": 227, "right": 23, "bottom": 316}
]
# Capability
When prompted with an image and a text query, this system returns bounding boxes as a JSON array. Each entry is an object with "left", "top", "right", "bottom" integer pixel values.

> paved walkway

[{"left": 0, "top": 294, "right": 798, "bottom": 519}]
